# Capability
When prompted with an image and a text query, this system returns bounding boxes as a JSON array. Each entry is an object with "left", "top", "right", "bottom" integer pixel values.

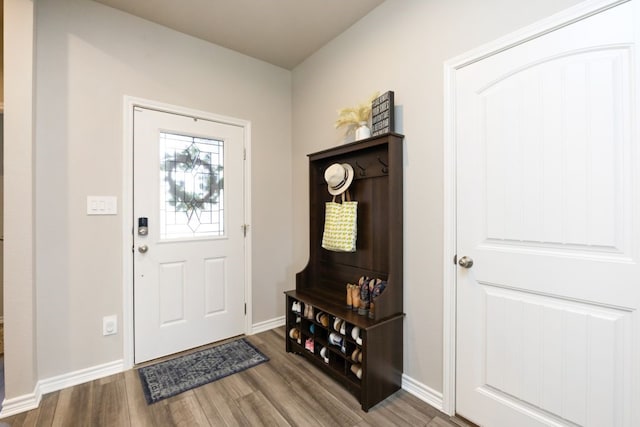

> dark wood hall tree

[{"left": 285, "top": 133, "right": 404, "bottom": 411}]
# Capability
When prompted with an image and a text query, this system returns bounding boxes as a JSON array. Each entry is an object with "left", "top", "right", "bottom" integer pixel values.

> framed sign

[{"left": 371, "top": 91, "right": 394, "bottom": 136}]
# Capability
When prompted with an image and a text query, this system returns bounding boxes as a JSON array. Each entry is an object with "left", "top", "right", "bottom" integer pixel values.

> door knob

[
  {"left": 138, "top": 245, "right": 149, "bottom": 254},
  {"left": 458, "top": 256, "right": 473, "bottom": 268}
]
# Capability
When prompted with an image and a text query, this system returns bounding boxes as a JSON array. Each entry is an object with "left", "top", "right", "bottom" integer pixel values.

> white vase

[{"left": 355, "top": 122, "right": 371, "bottom": 140}]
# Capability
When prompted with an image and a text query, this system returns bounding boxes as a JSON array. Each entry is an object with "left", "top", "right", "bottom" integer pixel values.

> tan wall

[
  {"left": 1, "top": 0, "right": 4, "bottom": 104},
  {"left": 1, "top": 0, "right": 4, "bottom": 319},
  {"left": 291, "top": 0, "right": 583, "bottom": 394},
  {"left": 1, "top": 0, "right": 4, "bottom": 317},
  {"left": 35, "top": 0, "right": 293, "bottom": 379},
  {"left": 4, "top": 0, "right": 37, "bottom": 399}
]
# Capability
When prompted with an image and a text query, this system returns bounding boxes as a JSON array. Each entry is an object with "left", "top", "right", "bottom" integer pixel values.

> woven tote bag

[{"left": 321, "top": 191, "right": 358, "bottom": 252}]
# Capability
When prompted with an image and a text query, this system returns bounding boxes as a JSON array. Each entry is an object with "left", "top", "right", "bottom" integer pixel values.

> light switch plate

[{"left": 87, "top": 196, "right": 117, "bottom": 215}]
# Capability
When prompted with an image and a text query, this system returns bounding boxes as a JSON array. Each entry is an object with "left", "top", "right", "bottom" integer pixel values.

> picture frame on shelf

[{"left": 371, "top": 91, "right": 394, "bottom": 136}]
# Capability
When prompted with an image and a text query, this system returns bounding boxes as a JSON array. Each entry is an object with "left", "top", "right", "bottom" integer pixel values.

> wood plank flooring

[{"left": 1, "top": 327, "right": 472, "bottom": 427}]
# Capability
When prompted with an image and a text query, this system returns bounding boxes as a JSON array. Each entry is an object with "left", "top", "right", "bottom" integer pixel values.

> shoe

[
  {"left": 333, "top": 317, "right": 344, "bottom": 332},
  {"left": 305, "top": 338, "right": 314, "bottom": 352},
  {"left": 289, "top": 327, "right": 300, "bottom": 340},
  {"left": 340, "top": 321, "right": 346, "bottom": 335},
  {"left": 328, "top": 332, "right": 343, "bottom": 347},
  {"left": 290, "top": 327, "right": 302, "bottom": 344},
  {"left": 351, "top": 326, "right": 360, "bottom": 341},
  {"left": 350, "top": 326, "right": 363, "bottom": 345},
  {"left": 351, "top": 348, "right": 360, "bottom": 362},
  {"left": 303, "top": 304, "right": 314, "bottom": 319},
  {"left": 320, "top": 346, "right": 329, "bottom": 363},
  {"left": 371, "top": 279, "right": 387, "bottom": 298},
  {"left": 350, "top": 363, "right": 362, "bottom": 380},
  {"left": 351, "top": 286, "right": 361, "bottom": 312},
  {"left": 319, "top": 314, "right": 329, "bottom": 327},
  {"left": 358, "top": 280, "right": 370, "bottom": 315}
]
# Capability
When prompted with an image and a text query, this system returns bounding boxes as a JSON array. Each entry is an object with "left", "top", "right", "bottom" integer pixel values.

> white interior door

[
  {"left": 133, "top": 107, "right": 245, "bottom": 364},
  {"left": 456, "top": 2, "right": 639, "bottom": 426}
]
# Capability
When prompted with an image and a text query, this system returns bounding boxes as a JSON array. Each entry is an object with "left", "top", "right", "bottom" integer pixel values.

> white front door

[
  {"left": 133, "top": 107, "right": 246, "bottom": 364},
  {"left": 456, "top": 2, "right": 639, "bottom": 426}
]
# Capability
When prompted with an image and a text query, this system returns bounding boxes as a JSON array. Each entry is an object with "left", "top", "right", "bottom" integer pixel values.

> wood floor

[{"left": 1, "top": 327, "right": 471, "bottom": 427}]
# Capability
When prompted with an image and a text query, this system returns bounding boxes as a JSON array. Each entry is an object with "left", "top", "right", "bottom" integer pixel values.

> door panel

[
  {"left": 204, "top": 257, "right": 226, "bottom": 314},
  {"left": 158, "top": 261, "right": 185, "bottom": 325},
  {"left": 482, "top": 48, "right": 627, "bottom": 252},
  {"left": 456, "top": 2, "right": 639, "bottom": 426},
  {"left": 133, "top": 108, "right": 245, "bottom": 364},
  {"left": 481, "top": 286, "right": 628, "bottom": 426}
]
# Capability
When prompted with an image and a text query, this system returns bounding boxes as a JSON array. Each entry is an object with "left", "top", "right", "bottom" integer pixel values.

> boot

[
  {"left": 358, "top": 279, "right": 370, "bottom": 316},
  {"left": 351, "top": 286, "right": 360, "bottom": 312}
]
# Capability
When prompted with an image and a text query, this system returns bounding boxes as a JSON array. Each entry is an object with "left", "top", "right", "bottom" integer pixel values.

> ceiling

[{"left": 93, "top": 0, "right": 386, "bottom": 70}]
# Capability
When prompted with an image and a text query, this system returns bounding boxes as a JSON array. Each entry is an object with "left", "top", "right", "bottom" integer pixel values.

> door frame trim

[
  {"left": 121, "top": 96, "right": 252, "bottom": 369},
  {"left": 441, "top": 0, "right": 627, "bottom": 416}
]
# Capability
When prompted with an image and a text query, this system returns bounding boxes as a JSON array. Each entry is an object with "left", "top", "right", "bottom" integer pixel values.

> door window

[{"left": 159, "top": 132, "right": 224, "bottom": 239}]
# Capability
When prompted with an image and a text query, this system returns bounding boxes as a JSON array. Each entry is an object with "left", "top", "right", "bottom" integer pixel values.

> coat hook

[
  {"left": 377, "top": 157, "right": 389, "bottom": 174},
  {"left": 355, "top": 161, "right": 366, "bottom": 176}
]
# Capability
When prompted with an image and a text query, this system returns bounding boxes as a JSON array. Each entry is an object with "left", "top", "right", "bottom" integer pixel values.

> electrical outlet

[{"left": 103, "top": 315, "right": 117, "bottom": 336}]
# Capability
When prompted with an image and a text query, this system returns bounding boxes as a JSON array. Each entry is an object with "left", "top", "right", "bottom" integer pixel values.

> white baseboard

[
  {"left": 39, "top": 359, "right": 124, "bottom": 395},
  {"left": 0, "top": 387, "right": 42, "bottom": 418},
  {"left": 250, "top": 316, "right": 285, "bottom": 334},
  {"left": 1, "top": 359, "right": 123, "bottom": 418},
  {"left": 402, "top": 374, "right": 444, "bottom": 412}
]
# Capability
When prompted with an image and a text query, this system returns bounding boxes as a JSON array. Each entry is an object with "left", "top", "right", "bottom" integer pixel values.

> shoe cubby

[
  {"left": 285, "top": 133, "right": 404, "bottom": 412},
  {"left": 287, "top": 296, "right": 367, "bottom": 383}
]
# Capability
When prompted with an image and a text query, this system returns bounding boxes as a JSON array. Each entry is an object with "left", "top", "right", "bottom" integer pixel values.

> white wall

[
  {"left": 292, "top": 0, "right": 583, "bottom": 394},
  {"left": 35, "top": 0, "right": 292, "bottom": 379}
]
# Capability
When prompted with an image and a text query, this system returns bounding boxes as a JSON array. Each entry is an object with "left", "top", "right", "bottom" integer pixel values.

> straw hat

[{"left": 324, "top": 163, "right": 354, "bottom": 195}]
